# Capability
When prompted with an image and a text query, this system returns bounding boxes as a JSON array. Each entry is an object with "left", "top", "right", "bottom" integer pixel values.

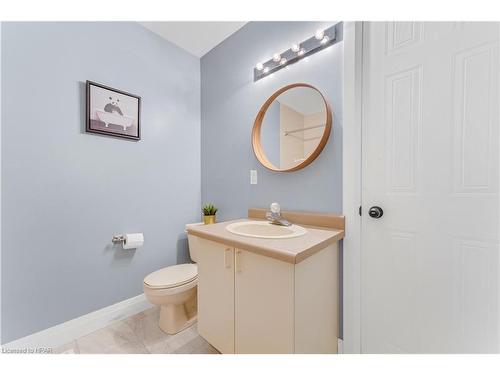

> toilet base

[
  {"left": 159, "top": 312, "right": 197, "bottom": 335},
  {"left": 158, "top": 293, "right": 197, "bottom": 335}
]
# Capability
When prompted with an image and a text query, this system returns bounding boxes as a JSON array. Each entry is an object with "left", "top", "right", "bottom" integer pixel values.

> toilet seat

[{"left": 144, "top": 263, "right": 198, "bottom": 289}]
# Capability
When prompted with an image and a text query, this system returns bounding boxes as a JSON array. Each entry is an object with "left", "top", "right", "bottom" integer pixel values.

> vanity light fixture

[
  {"left": 254, "top": 23, "right": 342, "bottom": 81},
  {"left": 314, "top": 29, "right": 325, "bottom": 40}
]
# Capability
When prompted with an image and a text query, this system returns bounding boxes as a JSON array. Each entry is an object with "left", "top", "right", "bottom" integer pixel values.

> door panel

[
  {"left": 195, "top": 237, "right": 235, "bottom": 354},
  {"left": 234, "top": 249, "right": 294, "bottom": 353},
  {"left": 362, "top": 22, "right": 499, "bottom": 353}
]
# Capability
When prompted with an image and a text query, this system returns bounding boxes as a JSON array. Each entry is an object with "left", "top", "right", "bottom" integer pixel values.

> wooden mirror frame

[{"left": 252, "top": 83, "right": 332, "bottom": 172}]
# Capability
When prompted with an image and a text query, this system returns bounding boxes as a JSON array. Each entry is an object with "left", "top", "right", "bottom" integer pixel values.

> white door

[{"left": 362, "top": 22, "right": 499, "bottom": 353}]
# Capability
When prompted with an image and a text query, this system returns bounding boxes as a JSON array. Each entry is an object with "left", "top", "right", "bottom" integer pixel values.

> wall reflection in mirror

[{"left": 260, "top": 86, "right": 327, "bottom": 170}]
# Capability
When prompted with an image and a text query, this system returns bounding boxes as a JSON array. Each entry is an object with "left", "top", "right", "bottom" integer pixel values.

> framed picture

[{"left": 86, "top": 81, "right": 141, "bottom": 140}]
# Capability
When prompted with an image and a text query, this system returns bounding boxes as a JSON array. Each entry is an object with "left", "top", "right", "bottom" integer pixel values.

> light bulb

[
  {"left": 280, "top": 57, "right": 287, "bottom": 65},
  {"left": 298, "top": 48, "right": 305, "bottom": 56},
  {"left": 272, "top": 53, "right": 281, "bottom": 62},
  {"left": 291, "top": 43, "right": 300, "bottom": 52},
  {"left": 315, "top": 29, "right": 324, "bottom": 40},
  {"left": 320, "top": 36, "right": 330, "bottom": 44},
  {"left": 263, "top": 67, "right": 270, "bottom": 73},
  {"left": 256, "top": 62, "right": 264, "bottom": 71}
]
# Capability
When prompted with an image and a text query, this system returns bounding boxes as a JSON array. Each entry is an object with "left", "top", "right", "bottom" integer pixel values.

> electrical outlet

[{"left": 250, "top": 170, "right": 258, "bottom": 184}]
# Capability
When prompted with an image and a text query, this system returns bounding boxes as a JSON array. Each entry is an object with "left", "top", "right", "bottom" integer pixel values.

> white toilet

[{"left": 143, "top": 223, "right": 201, "bottom": 335}]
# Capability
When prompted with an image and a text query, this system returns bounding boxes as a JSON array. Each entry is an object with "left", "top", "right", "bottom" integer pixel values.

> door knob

[{"left": 368, "top": 206, "right": 384, "bottom": 219}]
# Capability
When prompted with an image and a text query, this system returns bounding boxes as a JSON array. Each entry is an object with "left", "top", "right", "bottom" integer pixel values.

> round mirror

[{"left": 252, "top": 83, "right": 332, "bottom": 172}]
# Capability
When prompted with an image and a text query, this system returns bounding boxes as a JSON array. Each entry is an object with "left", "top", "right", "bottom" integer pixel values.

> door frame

[{"left": 342, "top": 21, "right": 364, "bottom": 354}]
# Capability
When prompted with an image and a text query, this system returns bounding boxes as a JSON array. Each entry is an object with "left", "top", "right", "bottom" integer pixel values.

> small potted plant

[{"left": 202, "top": 203, "right": 218, "bottom": 224}]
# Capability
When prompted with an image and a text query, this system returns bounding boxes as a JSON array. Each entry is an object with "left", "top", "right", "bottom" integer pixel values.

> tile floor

[{"left": 54, "top": 307, "right": 218, "bottom": 354}]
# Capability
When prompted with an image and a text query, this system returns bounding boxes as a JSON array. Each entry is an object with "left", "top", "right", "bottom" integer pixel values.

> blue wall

[
  {"left": 1, "top": 22, "right": 201, "bottom": 343},
  {"left": 201, "top": 22, "right": 343, "bottom": 221}
]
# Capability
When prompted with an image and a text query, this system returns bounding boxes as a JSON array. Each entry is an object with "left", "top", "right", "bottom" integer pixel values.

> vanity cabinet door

[
  {"left": 196, "top": 238, "right": 235, "bottom": 354},
  {"left": 234, "top": 249, "right": 295, "bottom": 353}
]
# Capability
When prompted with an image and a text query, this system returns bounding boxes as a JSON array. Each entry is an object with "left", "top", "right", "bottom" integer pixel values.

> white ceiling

[{"left": 140, "top": 22, "right": 247, "bottom": 57}]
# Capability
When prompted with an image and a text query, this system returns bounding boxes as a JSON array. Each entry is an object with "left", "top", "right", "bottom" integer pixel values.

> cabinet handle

[
  {"left": 224, "top": 248, "right": 232, "bottom": 269},
  {"left": 235, "top": 249, "right": 242, "bottom": 273}
]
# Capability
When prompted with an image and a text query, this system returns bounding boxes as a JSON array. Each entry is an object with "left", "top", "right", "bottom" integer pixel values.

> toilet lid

[{"left": 144, "top": 264, "right": 198, "bottom": 289}]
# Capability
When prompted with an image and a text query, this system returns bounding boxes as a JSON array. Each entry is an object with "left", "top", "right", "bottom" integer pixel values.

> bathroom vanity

[{"left": 186, "top": 208, "right": 344, "bottom": 354}]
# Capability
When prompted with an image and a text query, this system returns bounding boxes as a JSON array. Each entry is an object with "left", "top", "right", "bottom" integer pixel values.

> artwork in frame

[{"left": 86, "top": 80, "right": 141, "bottom": 140}]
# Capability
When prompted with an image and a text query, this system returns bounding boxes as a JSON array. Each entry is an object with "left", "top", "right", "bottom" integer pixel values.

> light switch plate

[{"left": 250, "top": 170, "right": 258, "bottom": 184}]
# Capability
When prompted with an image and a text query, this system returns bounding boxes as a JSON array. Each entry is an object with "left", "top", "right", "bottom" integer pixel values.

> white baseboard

[{"left": 2, "top": 294, "right": 152, "bottom": 350}]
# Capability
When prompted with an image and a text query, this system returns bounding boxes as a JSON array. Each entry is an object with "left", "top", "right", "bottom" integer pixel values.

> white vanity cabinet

[
  {"left": 234, "top": 248, "right": 295, "bottom": 353},
  {"left": 192, "top": 235, "right": 339, "bottom": 354},
  {"left": 195, "top": 238, "right": 235, "bottom": 354}
]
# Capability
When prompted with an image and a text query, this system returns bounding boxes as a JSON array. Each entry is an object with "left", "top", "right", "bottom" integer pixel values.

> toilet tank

[{"left": 185, "top": 222, "right": 204, "bottom": 263}]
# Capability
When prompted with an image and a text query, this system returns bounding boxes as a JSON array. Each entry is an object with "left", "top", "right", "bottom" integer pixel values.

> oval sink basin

[{"left": 226, "top": 221, "right": 307, "bottom": 239}]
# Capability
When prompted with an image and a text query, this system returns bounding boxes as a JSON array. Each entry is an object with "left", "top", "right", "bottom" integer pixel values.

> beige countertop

[{"left": 186, "top": 218, "right": 344, "bottom": 264}]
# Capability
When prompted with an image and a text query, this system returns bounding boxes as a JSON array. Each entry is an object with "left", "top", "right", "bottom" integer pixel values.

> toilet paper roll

[{"left": 123, "top": 233, "right": 144, "bottom": 249}]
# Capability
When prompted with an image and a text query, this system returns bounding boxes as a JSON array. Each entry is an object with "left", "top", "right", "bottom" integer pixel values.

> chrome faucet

[{"left": 266, "top": 202, "right": 292, "bottom": 227}]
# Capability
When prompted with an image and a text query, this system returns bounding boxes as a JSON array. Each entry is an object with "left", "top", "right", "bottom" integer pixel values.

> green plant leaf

[{"left": 202, "top": 203, "right": 218, "bottom": 215}]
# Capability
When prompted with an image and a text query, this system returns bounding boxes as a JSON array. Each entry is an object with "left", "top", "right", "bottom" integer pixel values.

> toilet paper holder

[
  {"left": 112, "top": 234, "right": 126, "bottom": 244},
  {"left": 112, "top": 233, "right": 144, "bottom": 249}
]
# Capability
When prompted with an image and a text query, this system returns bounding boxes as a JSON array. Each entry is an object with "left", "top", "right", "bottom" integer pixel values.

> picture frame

[{"left": 86, "top": 80, "right": 141, "bottom": 141}]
